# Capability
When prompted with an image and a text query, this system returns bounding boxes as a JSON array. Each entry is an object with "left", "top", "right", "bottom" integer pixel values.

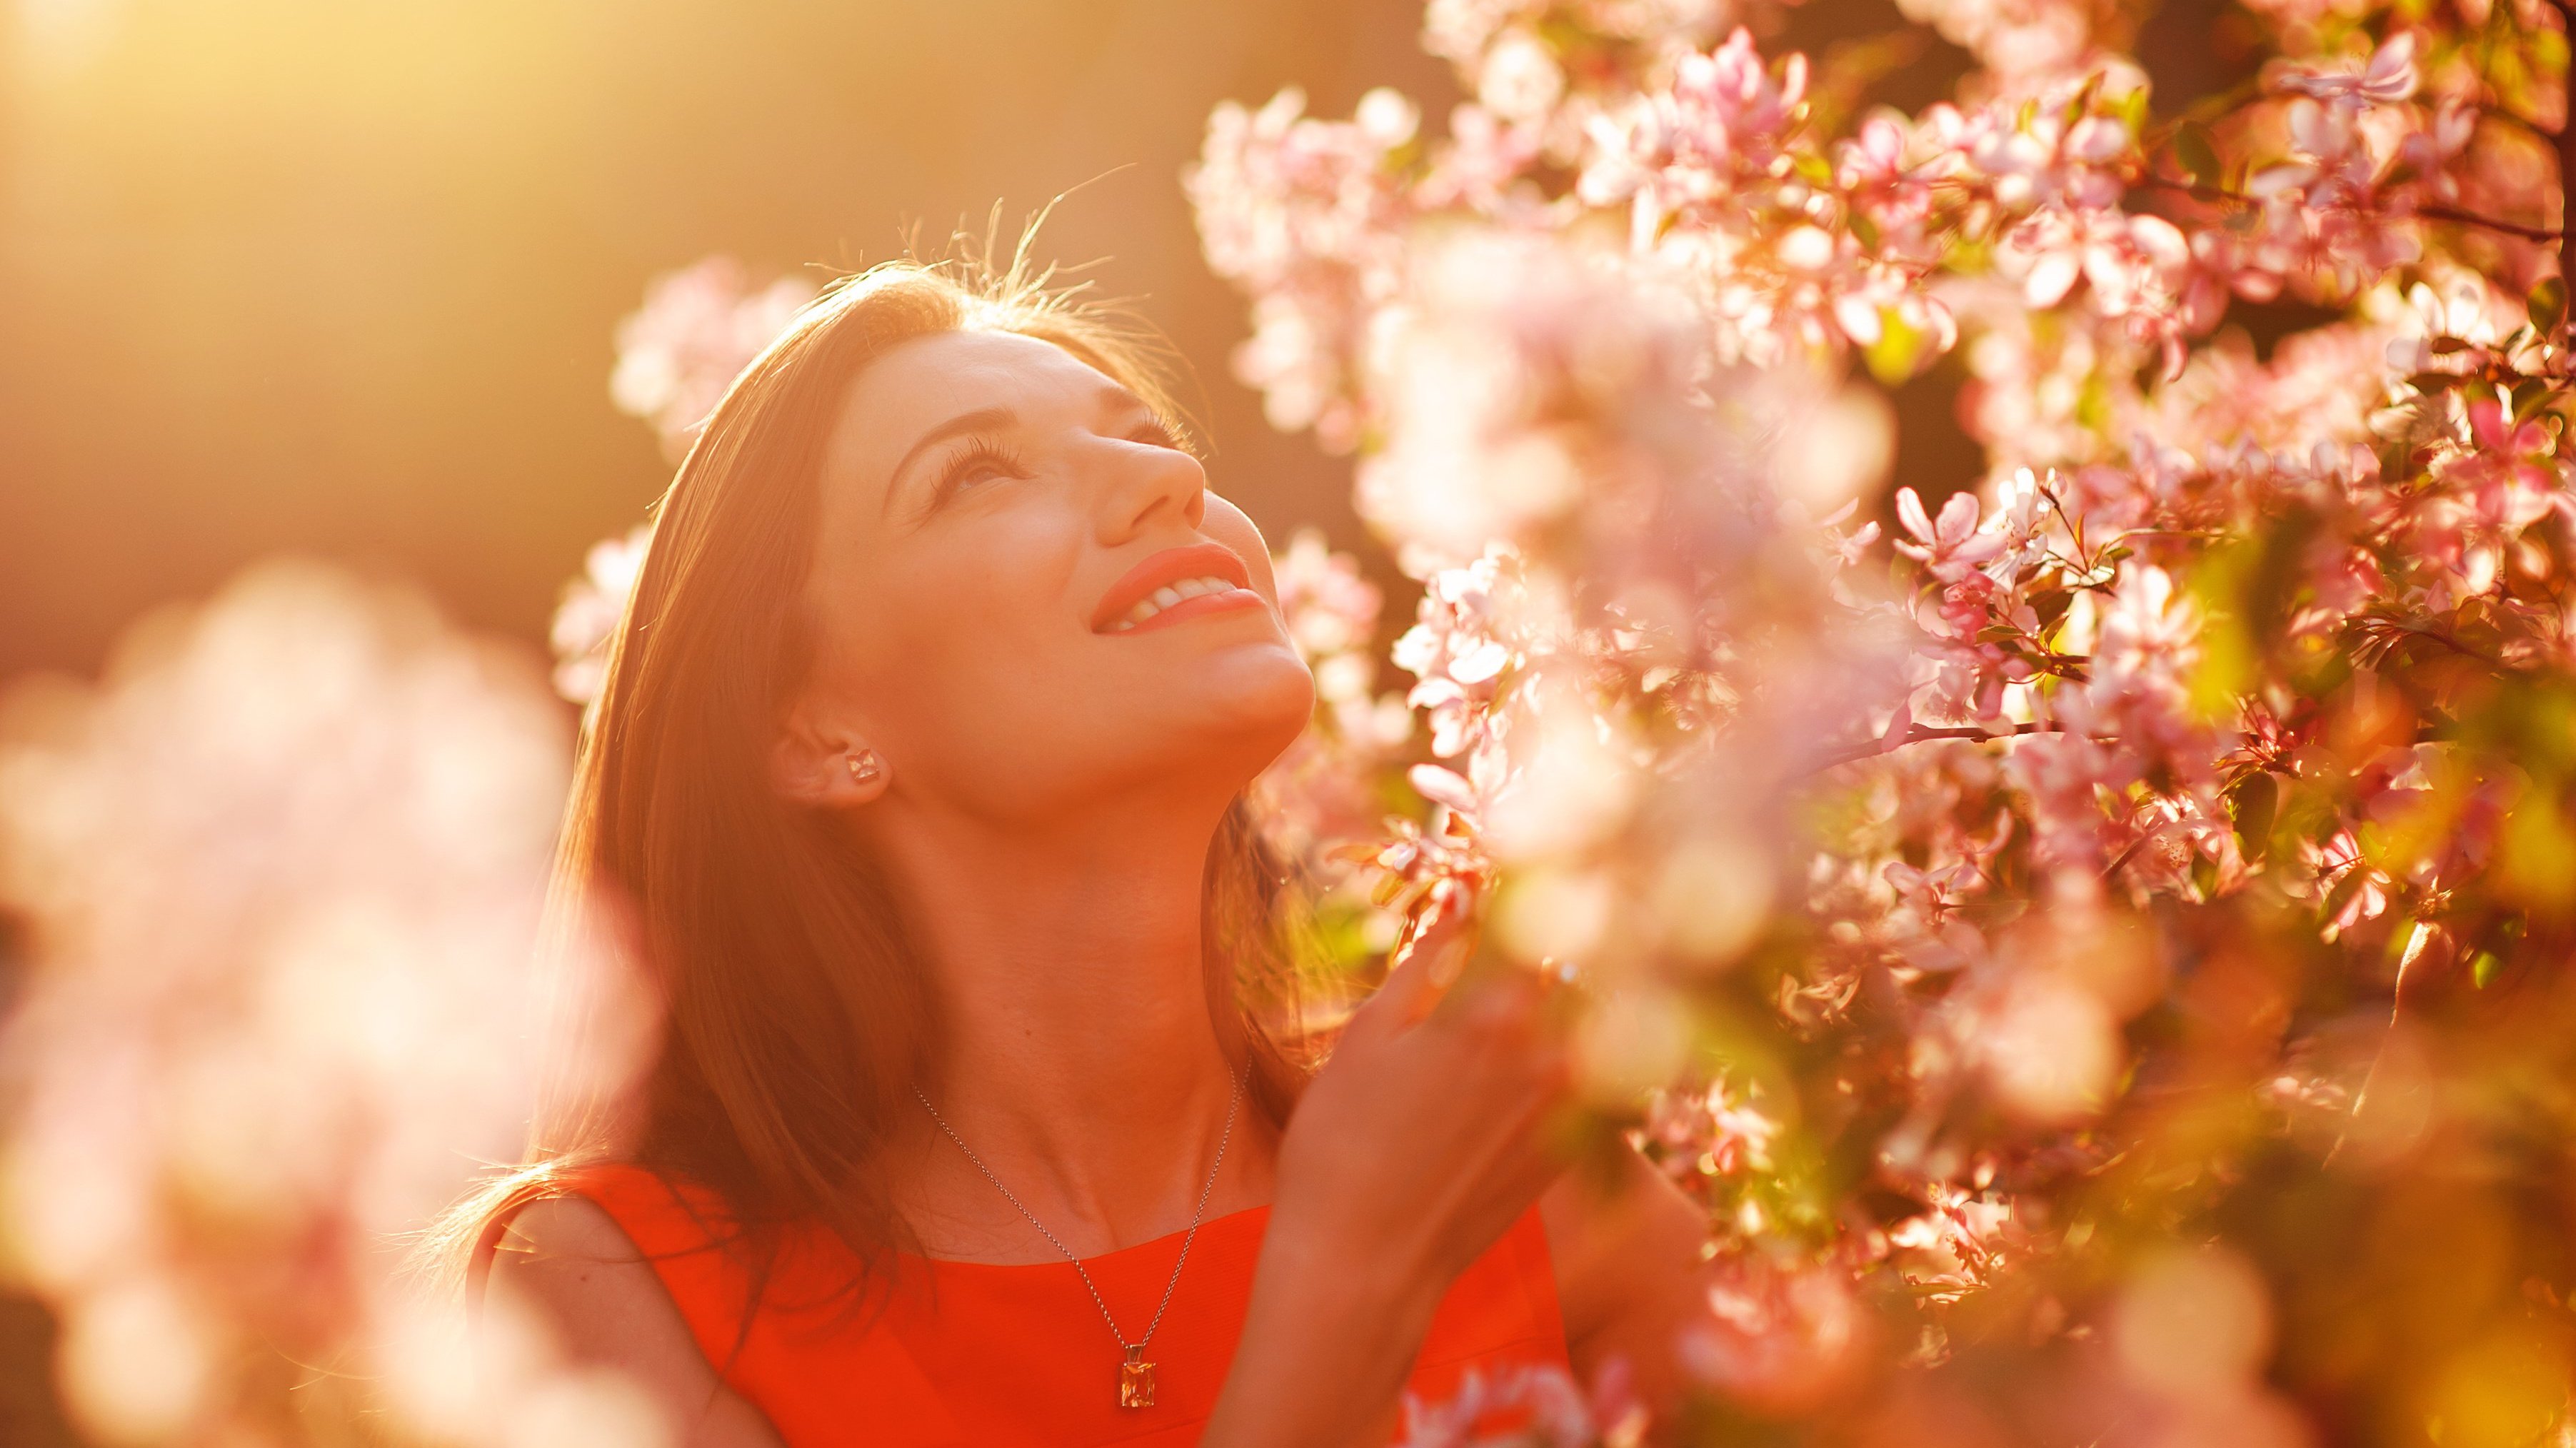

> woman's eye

[
  {"left": 1130, "top": 421, "right": 1181, "bottom": 449},
  {"left": 936, "top": 443, "right": 1026, "bottom": 501}
]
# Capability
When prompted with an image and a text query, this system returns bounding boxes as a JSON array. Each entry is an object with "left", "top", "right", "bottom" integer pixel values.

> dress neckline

[{"left": 898, "top": 1202, "right": 1272, "bottom": 1271}]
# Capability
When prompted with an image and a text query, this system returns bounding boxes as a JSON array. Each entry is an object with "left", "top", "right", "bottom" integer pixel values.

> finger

[
  {"left": 1409, "top": 882, "right": 1480, "bottom": 989},
  {"left": 1443, "top": 956, "right": 1552, "bottom": 1041},
  {"left": 1340, "top": 926, "right": 1440, "bottom": 1050},
  {"left": 1346, "top": 885, "right": 1477, "bottom": 1044}
]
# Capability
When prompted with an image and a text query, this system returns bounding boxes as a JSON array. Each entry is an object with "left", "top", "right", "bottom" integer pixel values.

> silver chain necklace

[{"left": 912, "top": 1068, "right": 1241, "bottom": 1410}]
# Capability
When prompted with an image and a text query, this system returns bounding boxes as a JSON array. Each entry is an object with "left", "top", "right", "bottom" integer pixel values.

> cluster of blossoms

[
  {"left": 610, "top": 256, "right": 818, "bottom": 463},
  {"left": 1201, "top": 0, "right": 2576, "bottom": 1439},
  {"left": 0, "top": 565, "right": 660, "bottom": 1447},
  {"left": 1249, "top": 529, "right": 1419, "bottom": 972},
  {"left": 547, "top": 256, "right": 821, "bottom": 708}
]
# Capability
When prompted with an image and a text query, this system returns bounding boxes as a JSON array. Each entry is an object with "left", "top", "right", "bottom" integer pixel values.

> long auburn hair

[{"left": 434, "top": 251, "right": 1314, "bottom": 1300}]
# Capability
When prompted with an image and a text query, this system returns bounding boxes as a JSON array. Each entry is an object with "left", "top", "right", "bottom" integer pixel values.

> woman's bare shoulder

[
  {"left": 498, "top": 1193, "right": 647, "bottom": 1266},
  {"left": 488, "top": 1196, "right": 785, "bottom": 1447}
]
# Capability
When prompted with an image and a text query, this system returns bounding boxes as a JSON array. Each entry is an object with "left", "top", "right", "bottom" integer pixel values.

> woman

[{"left": 463, "top": 255, "right": 1710, "bottom": 1446}]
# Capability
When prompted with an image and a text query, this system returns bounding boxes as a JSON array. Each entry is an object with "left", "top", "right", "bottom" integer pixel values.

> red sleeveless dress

[{"left": 525, "top": 1164, "right": 1572, "bottom": 1446}]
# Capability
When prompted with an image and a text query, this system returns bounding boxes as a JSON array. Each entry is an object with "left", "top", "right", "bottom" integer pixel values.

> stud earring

[{"left": 846, "top": 750, "right": 884, "bottom": 785}]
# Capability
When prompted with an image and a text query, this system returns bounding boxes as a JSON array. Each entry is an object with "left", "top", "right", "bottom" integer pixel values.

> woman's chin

[{"left": 1130, "top": 645, "right": 1317, "bottom": 780}]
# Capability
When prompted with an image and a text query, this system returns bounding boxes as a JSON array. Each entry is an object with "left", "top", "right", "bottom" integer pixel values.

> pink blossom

[
  {"left": 0, "top": 564, "right": 655, "bottom": 1444},
  {"left": 1577, "top": 28, "right": 1809, "bottom": 223},
  {"left": 1395, "top": 550, "right": 1518, "bottom": 760},
  {"left": 548, "top": 522, "right": 653, "bottom": 705},
  {"left": 1396, "top": 1361, "right": 1602, "bottom": 1448},
  {"left": 1893, "top": 487, "right": 2007, "bottom": 580},
  {"left": 2273, "top": 30, "right": 2420, "bottom": 105},
  {"left": 1682, "top": 1257, "right": 1872, "bottom": 1416},
  {"left": 2447, "top": 395, "right": 2566, "bottom": 530},
  {"left": 1178, "top": 7, "right": 2576, "bottom": 1436},
  {"left": 611, "top": 258, "right": 816, "bottom": 462},
  {"left": 1188, "top": 86, "right": 1419, "bottom": 451}
]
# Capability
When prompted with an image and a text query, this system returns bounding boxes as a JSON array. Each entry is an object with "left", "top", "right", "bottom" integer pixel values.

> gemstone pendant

[{"left": 1119, "top": 1347, "right": 1156, "bottom": 1409}]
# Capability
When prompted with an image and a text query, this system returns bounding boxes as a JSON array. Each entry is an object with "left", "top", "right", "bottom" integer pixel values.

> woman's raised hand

[
  {"left": 1204, "top": 888, "right": 1574, "bottom": 1447},
  {"left": 1276, "top": 887, "right": 1573, "bottom": 1289}
]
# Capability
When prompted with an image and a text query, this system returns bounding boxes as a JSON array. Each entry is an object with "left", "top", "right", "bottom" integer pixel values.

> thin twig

[
  {"left": 2139, "top": 176, "right": 2563, "bottom": 242},
  {"left": 2100, "top": 833, "right": 2152, "bottom": 882},
  {"left": 2393, "top": 621, "right": 2501, "bottom": 667},
  {"left": 2414, "top": 202, "right": 2565, "bottom": 243},
  {"left": 1812, "top": 721, "right": 2063, "bottom": 772}
]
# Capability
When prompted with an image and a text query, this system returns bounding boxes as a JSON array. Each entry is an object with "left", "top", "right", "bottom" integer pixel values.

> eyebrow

[
  {"left": 882, "top": 405, "right": 1016, "bottom": 516},
  {"left": 878, "top": 386, "right": 1166, "bottom": 517}
]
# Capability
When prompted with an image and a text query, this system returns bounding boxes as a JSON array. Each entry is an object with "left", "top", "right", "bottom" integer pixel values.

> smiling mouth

[
  {"left": 1091, "top": 543, "right": 1264, "bottom": 635},
  {"left": 1104, "top": 574, "right": 1255, "bottom": 632}
]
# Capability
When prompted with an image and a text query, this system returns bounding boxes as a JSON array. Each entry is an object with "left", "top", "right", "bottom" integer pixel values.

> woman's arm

[
  {"left": 1203, "top": 905, "right": 1574, "bottom": 1447},
  {"left": 484, "top": 1197, "right": 785, "bottom": 1448},
  {"left": 1540, "top": 1146, "right": 1715, "bottom": 1436}
]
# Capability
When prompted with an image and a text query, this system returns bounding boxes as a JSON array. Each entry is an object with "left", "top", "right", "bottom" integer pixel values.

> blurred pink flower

[
  {"left": 0, "top": 562, "right": 656, "bottom": 1444},
  {"left": 548, "top": 521, "right": 653, "bottom": 705},
  {"left": 1396, "top": 1359, "right": 1605, "bottom": 1448},
  {"left": 611, "top": 257, "right": 815, "bottom": 463}
]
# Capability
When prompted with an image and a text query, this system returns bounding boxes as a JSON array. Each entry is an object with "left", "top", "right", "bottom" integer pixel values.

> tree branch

[
  {"left": 2139, "top": 176, "right": 2564, "bottom": 243},
  {"left": 1812, "top": 720, "right": 2064, "bottom": 772},
  {"left": 2413, "top": 202, "right": 2566, "bottom": 244}
]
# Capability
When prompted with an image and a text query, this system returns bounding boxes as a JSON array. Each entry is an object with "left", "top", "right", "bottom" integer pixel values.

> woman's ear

[{"left": 771, "top": 707, "right": 891, "bottom": 809}]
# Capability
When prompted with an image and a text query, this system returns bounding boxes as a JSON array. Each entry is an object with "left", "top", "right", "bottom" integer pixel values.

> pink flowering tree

[
  {"left": 1194, "top": 0, "right": 2576, "bottom": 1440},
  {"left": 0, "top": 565, "right": 661, "bottom": 1446}
]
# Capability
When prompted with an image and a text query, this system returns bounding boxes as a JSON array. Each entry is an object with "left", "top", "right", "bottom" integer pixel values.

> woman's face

[{"left": 788, "top": 326, "right": 1314, "bottom": 822}]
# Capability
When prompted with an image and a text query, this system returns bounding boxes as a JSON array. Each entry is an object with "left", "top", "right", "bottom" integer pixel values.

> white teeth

[{"left": 1108, "top": 576, "right": 1243, "bottom": 631}]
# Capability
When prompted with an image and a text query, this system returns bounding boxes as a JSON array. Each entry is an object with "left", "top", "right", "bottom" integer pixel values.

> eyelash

[
  {"left": 928, "top": 422, "right": 1183, "bottom": 508},
  {"left": 932, "top": 438, "right": 1029, "bottom": 503}
]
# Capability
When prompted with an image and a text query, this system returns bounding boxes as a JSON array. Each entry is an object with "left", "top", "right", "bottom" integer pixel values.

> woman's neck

[{"left": 868, "top": 790, "right": 1275, "bottom": 1260}]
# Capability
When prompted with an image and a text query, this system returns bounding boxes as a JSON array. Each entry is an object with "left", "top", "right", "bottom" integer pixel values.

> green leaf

[
  {"left": 2173, "top": 121, "right": 2221, "bottom": 188},
  {"left": 1792, "top": 151, "right": 1833, "bottom": 185},
  {"left": 2115, "top": 87, "right": 2150, "bottom": 138},
  {"left": 2065, "top": 74, "right": 2103, "bottom": 126},
  {"left": 1863, "top": 308, "right": 1928, "bottom": 385},
  {"left": 2190, "top": 851, "right": 2221, "bottom": 900},
  {"left": 2228, "top": 772, "right": 2280, "bottom": 863},
  {"left": 2530, "top": 276, "right": 2567, "bottom": 335}
]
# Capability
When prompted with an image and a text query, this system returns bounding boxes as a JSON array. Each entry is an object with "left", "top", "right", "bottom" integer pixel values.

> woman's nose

[{"left": 1094, "top": 435, "right": 1207, "bottom": 541}]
